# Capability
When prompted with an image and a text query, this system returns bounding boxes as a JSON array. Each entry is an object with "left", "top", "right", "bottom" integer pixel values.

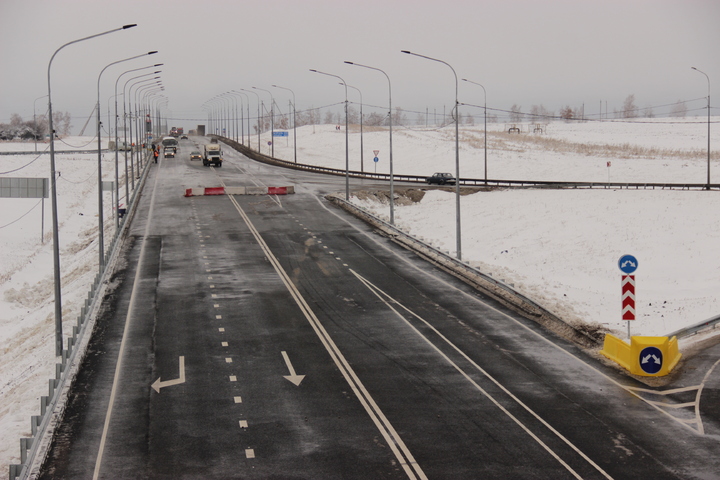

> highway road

[{"left": 38, "top": 137, "right": 720, "bottom": 479}]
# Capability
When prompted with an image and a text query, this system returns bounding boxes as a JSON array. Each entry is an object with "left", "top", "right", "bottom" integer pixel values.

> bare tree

[
  {"left": 560, "top": 106, "right": 574, "bottom": 121},
  {"left": 365, "top": 112, "right": 385, "bottom": 126},
  {"left": 390, "top": 107, "right": 407, "bottom": 126},
  {"left": 530, "top": 104, "right": 552, "bottom": 120},
  {"left": 509, "top": 104, "right": 523, "bottom": 122},
  {"left": 323, "top": 110, "right": 335, "bottom": 125},
  {"left": 622, "top": 94, "right": 638, "bottom": 118},
  {"left": 670, "top": 101, "right": 688, "bottom": 118}
]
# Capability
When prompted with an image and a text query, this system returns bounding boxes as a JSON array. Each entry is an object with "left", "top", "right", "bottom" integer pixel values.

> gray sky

[{"left": 1, "top": 0, "right": 718, "bottom": 133}]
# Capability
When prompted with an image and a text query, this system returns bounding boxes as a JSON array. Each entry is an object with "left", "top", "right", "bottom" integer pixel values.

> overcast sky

[{"left": 1, "top": 0, "right": 718, "bottom": 133}]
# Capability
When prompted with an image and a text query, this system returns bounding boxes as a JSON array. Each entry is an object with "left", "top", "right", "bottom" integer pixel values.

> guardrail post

[
  {"left": 40, "top": 396, "right": 48, "bottom": 416},
  {"left": 20, "top": 437, "right": 33, "bottom": 464},
  {"left": 10, "top": 463, "right": 22, "bottom": 479},
  {"left": 31, "top": 415, "right": 41, "bottom": 436}
]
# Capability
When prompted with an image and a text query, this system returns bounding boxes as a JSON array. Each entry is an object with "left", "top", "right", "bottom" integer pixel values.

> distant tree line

[{"left": 0, "top": 111, "right": 72, "bottom": 140}]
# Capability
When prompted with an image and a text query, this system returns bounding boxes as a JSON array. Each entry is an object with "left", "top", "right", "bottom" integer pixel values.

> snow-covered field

[
  {"left": 1, "top": 118, "right": 718, "bottom": 467},
  {"left": 0, "top": 137, "right": 126, "bottom": 468}
]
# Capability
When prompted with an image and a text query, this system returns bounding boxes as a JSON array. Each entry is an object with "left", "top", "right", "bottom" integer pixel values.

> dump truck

[{"left": 203, "top": 143, "right": 223, "bottom": 167}]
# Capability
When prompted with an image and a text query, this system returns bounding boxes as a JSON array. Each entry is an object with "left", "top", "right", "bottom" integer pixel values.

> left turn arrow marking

[{"left": 152, "top": 356, "right": 186, "bottom": 393}]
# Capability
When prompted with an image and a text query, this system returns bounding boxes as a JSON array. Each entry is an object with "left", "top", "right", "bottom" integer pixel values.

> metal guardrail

[
  {"left": 214, "top": 135, "right": 720, "bottom": 191},
  {"left": 667, "top": 314, "right": 720, "bottom": 339},
  {"left": 9, "top": 152, "right": 153, "bottom": 480}
]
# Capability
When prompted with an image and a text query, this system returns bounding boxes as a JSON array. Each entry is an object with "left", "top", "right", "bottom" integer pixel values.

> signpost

[
  {"left": 618, "top": 254, "right": 638, "bottom": 338},
  {"left": 0, "top": 177, "right": 49, "bottom": 242},
  {"left": 373, "top": 150, "right": 379, "bottom": 173}
]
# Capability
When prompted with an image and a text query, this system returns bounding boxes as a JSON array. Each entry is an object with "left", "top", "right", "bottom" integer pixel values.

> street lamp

[
  {"left": 310, "top": 69, "right": 349, "bottom": 200},
  {"left": 254, "top": 86, "right": 275, "bottom": 157},
  {"left": 461, "top": 78, "right": 487, "bottom": 183},
  {"left": 692, "top": 67, "right": 711, "bottom": 189},
  {"left": 96, "top": 51, "right": 157, "bottom": 273},
  {"left": 240, "top": 88, "right": 261, "bottom": 151},
  {"left": 402, "top": 50, "right": 462, "bottom": 260},
  {"left": 226, "top": 91, "right": 246, "bottom": 145},
  {"left": 231, "top": 90, "right": 251, "bottom": 146},
  {"left": 345, "top": 61, "right": 395, "bottom": 224},
  {"left": 114, "top": 64, "right": 162, "bottom": 226},
  {"left": 46, "top": 23, "right": 137, "bottom": 356},
  {"left": 272, "top": 84, "right": 297, "bottom": 163},
  {"left": 126, "top": 76, "right": 160, "bottom": 187},
  {"left": 341, "top": 82, "right": 364, "bottom": 174}
]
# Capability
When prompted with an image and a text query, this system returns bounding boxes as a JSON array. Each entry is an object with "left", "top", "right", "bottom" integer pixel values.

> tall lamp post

[
  {"left": 692, "top": 67, "right": 711, "bottom": 189},
  {"left": 343, "top": 82, "right": 364, "bottom": 174},
  {"left": 345, "top": 61, "right": 395, "bottom": 224},
  {"left": 254, "top": 87, "right": 275, "bottom": 157},
  {"left": 47, "top": 23, "right": 137, "bottom": 356},
  {"left": 310, "top": 69, "right": 349, "bottom": 200},
  {"left": 461, "top": 78, "right": 487, "bottom": 183},
  {"left": 240, "top": 88, "right": 261, "bottom": 151},
  {"left": 402, "top": 50, "right": 462, "bottom": 260},
  {"left": 114, "top": 64, "right": 162, "bottom": 227},
  {"left": 96, "top": 51, "right": 157, "bottom": 273},
  {"left": 272, "top": 84, "right": 297, "bottom": 163},
  {"left": 231, "top": 90, "right": 251, "bottom": 146}
]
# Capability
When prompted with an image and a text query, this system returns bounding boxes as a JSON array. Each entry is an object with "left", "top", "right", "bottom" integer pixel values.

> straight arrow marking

[
  {"left": 152, "top": 356, "right": 186, "bottom": 393},
  {"left": 281, "top": 351, "right": 305, "bottom": 386}
]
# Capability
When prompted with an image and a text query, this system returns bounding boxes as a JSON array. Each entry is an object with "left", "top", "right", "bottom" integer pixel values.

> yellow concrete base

[{"left": 600, "top": 335, "right": 681, "bottom": 376}]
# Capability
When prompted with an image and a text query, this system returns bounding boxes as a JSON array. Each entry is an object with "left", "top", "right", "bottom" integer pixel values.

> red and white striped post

[{"left": 619, "top": 255, "right": 639, "bottom": 338}]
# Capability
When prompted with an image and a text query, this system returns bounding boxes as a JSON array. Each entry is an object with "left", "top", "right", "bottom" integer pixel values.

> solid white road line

[
  {"left": 226, "top": 193, "right": 427, "bottom": 480},
  {"left": 351, "top": 270, "right": 613, "bottom": 480},
  {"left": 93, "top": 158, "right": 164, "bottom": 480},
  {"left": 314, "top": 194, "right": 700, "bottom": 434}
]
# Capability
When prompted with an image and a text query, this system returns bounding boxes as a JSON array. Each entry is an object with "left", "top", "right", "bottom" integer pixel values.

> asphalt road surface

[{"left": 38, "top": 138, "right": 720, "bottom": 479}]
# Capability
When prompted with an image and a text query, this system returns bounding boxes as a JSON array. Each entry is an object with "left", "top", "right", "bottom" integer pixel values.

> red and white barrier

[{"left": 184, "top": 186, "right": 294, "bottom": 197}]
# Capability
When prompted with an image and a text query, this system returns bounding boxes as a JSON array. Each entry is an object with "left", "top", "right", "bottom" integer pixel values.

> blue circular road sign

[
  {"left": 373, "top": 157, "right": 379, "bottom": 163},
  {"left": 619, "top": 255, "right": 638, "bottom": 274},
  {"left": 639, "top": 346, "right": 663, "bottom": 374}
]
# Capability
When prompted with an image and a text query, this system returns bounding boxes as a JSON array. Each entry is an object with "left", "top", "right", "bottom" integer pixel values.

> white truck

[{"left": 203, "top": 143, "right": 223, "bottom": 167}]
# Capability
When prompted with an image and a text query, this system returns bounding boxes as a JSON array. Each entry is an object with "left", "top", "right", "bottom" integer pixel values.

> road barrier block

[
  {"left": 185, "top": 186, "right": 295, "bottom": 197},
  {"left": 601, "top": 334, "right": 681, "bottom": 376}
]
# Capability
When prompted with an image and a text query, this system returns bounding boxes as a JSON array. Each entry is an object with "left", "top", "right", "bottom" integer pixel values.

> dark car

[
  {"left": 425, "top": 172, "right": 456, "bottom": 185},
  {"left": 189, "top": 151, "right": 202, "bottom": 161}
]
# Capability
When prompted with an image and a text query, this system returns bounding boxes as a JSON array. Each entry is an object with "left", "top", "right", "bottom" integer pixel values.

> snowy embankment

[{"left": 0, "top": 137, "right": 119, "bottom": 467}]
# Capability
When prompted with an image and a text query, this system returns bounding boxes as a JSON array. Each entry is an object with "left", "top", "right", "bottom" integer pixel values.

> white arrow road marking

[
  {"left": 281, "top": 351, "right": 305, "bottom": 386},
  {"left": 151, "top": 356, "right": 186, "bottom": 393}
]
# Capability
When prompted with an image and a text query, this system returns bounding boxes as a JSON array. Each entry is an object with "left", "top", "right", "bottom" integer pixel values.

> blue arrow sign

[
  {"left": 272, "top": 131, "right": 288, "bottom": 137},
  {"left": 373, "top": 157, "right": 379, "bottom": 163},
  {"left": 639, "top": 346, "right": 663, "bottom": 374},
  {"left": 618, "top": 255, "right": 638, "bottom": 274}
]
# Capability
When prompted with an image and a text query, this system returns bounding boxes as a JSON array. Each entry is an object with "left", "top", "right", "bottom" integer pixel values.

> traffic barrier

[
  {"left": 184, "top": 186, "right": 294, "bottom": 197},
  {"left": 600, "top": 335, "right": 682, "bottom": 376}
]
